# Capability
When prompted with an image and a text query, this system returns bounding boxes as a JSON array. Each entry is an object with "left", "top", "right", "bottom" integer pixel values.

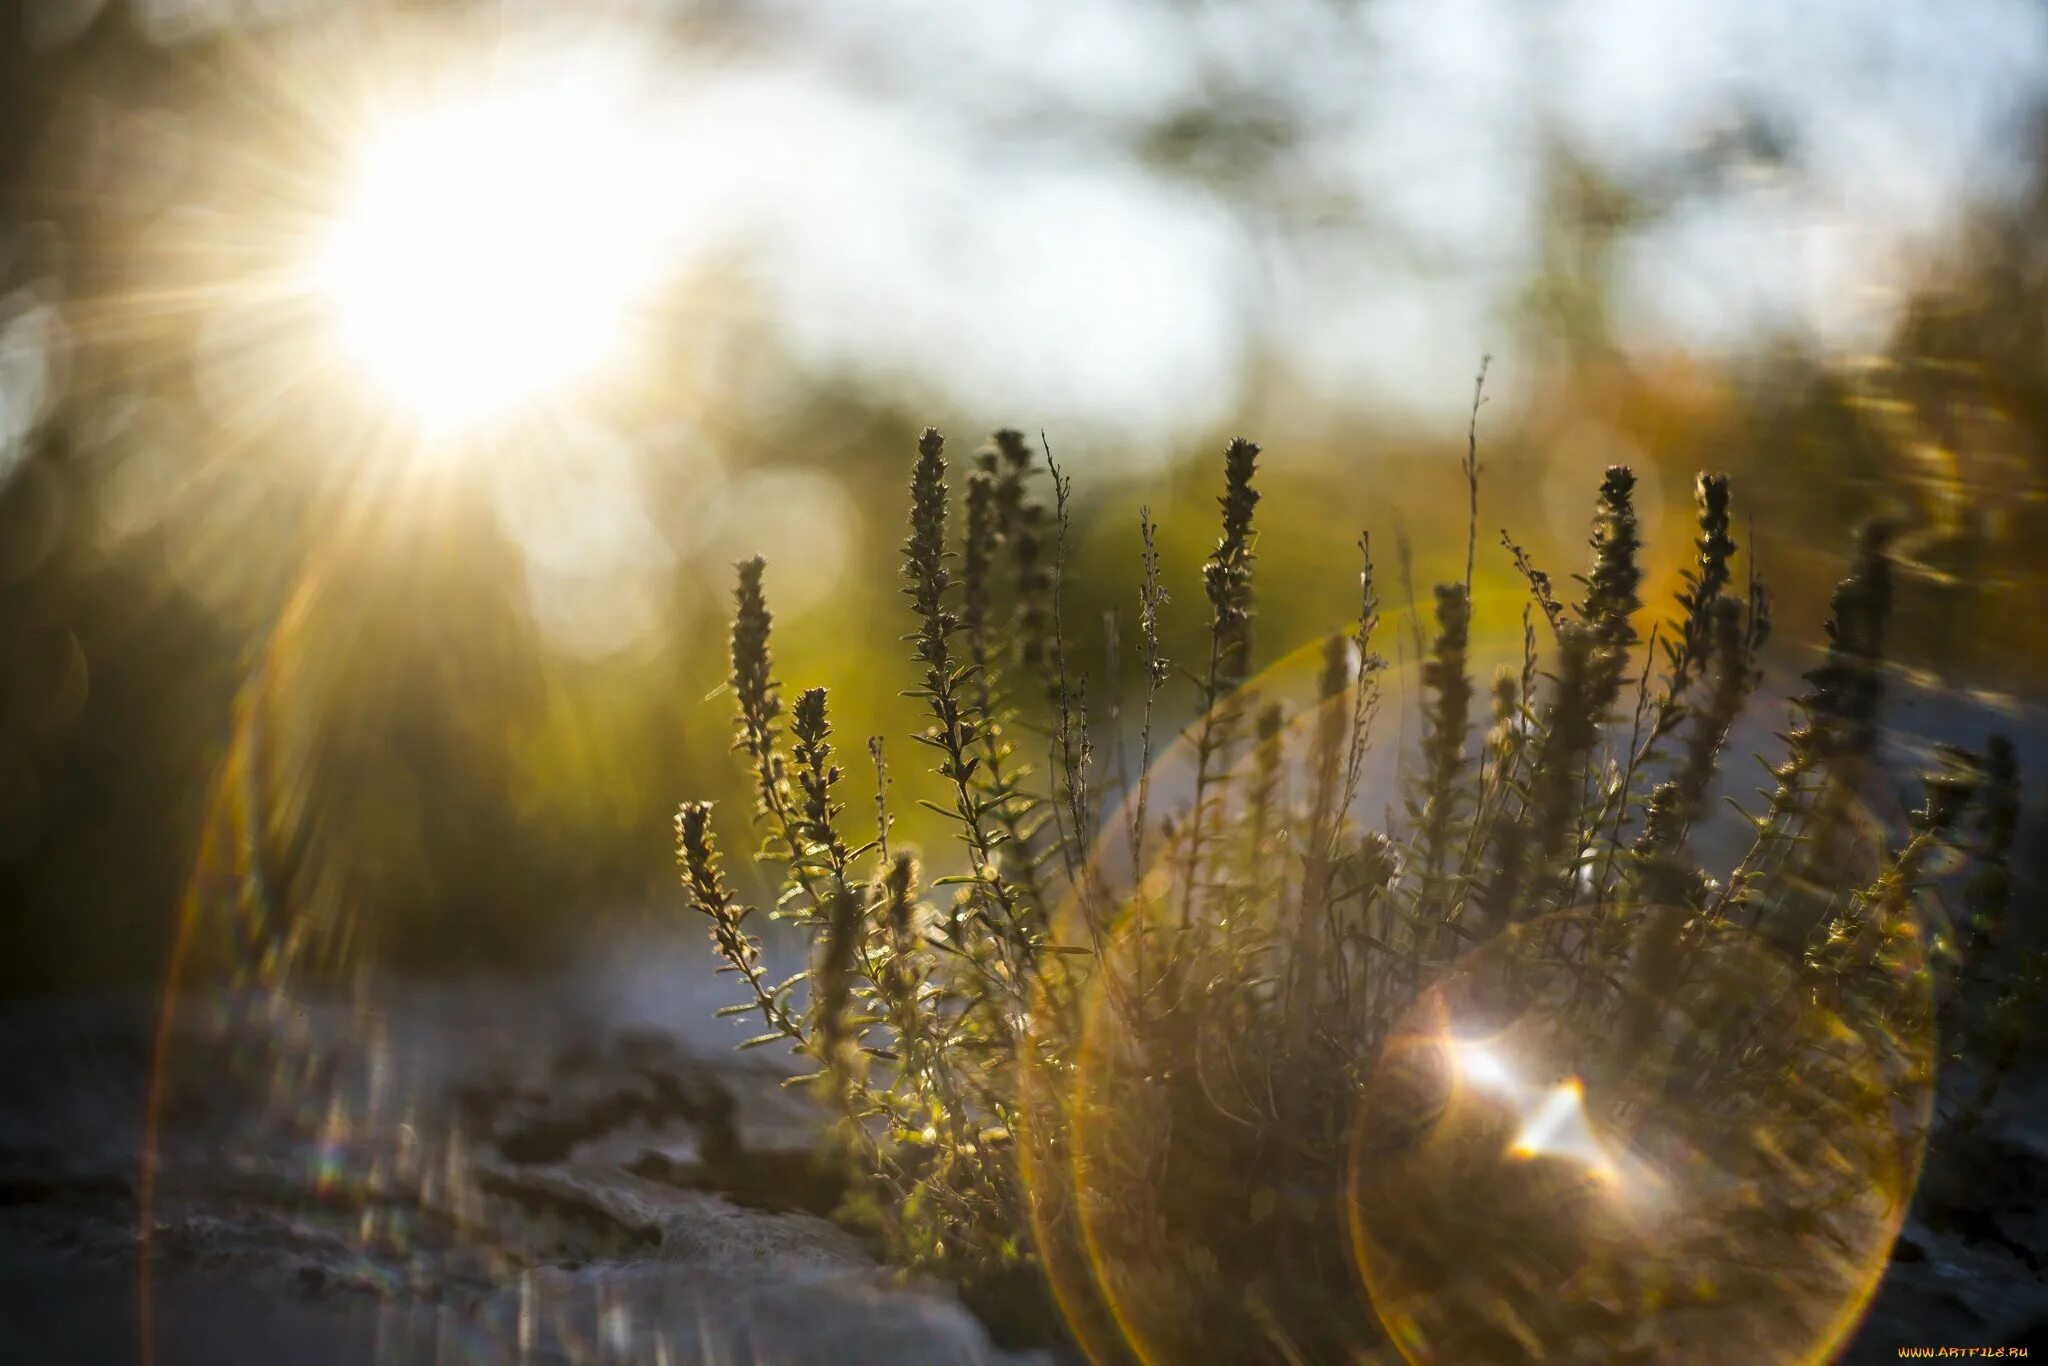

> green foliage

[{"left": 677, "top": 422, "right": 2032, "bottom": 1357}]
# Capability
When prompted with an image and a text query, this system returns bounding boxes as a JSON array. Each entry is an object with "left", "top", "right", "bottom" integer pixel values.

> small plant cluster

[{"left": 676, "top": 418, "right": 2037, "bottom": 1359}]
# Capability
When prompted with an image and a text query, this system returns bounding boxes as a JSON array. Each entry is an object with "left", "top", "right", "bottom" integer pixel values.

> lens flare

[
  {"left": 1020, "top": 639, "right": 1412, "bottom": 1364},
  {"left": 1020, "top": 631, "right": 1936, "bottom": 1364},
  {"left": 1349, "top": 910, "right": 1933, "bottom": 1365}
]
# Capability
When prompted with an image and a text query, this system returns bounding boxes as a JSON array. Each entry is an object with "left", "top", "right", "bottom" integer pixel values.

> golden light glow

[
  {"left": 1351, "top": 913, "right": 1929, "bottom": 1365},
  {"left": 1448, "top": 1038, "right": 1624, "bottom": 1184},
  {"left": 1445, "top": 1036, "right": 1518, "bottom": 1097},
  {"left": 311, "top": 81, "right": 678, "bottom": 430}
]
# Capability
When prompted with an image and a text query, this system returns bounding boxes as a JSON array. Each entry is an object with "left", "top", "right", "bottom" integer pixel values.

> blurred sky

[{"left": 7, "top": 0, "right": 2048, "bottom": 468}]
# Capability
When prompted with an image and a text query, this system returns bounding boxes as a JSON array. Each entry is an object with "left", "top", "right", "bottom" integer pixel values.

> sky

[
  {"left": 3, "top": 0, "right": 2047, "bottom": 675},
  {"left": 7, "top": 0, "right": 2048, "bottom": 462},
  {"left": 569, "top": 0, "right": 2048, "bottom": 445}
]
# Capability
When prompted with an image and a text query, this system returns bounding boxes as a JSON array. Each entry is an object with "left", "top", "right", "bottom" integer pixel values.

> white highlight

[
  {"left": 1448, "top": 1038, "right": 1521, "bottom": 1098},
  {"left": 312, "top": 80, "right": 680, "bottom": 430},
  {"left": 1510, "top": 1078, "right": 1618, "bottom": 1182},
  {"left": 1447, "top": 1037, "right": 1632, "bottom": 1189}
]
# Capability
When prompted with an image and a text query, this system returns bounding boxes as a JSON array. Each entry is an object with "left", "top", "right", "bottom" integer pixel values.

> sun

[{"left": 311, "top": 81, "right": 677, "bottom": 431}]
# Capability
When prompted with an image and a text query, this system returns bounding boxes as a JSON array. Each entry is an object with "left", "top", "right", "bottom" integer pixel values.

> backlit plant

[{"left": 676, "top": 415, "right": 2035, "bottom": 1361}]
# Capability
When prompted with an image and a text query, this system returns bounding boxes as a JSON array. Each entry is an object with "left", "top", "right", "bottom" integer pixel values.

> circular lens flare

[
  {"left": 1349, "top": 910, "right": 1933, "bottom": 1366},
  {"left": 1020, "top": 634, "right": 1935, "bottom": 1365},
  {"left": 1020, "top": 641, "right": 1408, "bottom": 1364}
]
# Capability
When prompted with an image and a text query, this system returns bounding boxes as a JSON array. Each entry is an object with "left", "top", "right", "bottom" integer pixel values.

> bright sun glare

[
  {"left": 1448, "top": 1037, "right": 1627, "bottom": 1187},
  {"left": 313, "top": 83, "right": 676, "bottom": 430}
]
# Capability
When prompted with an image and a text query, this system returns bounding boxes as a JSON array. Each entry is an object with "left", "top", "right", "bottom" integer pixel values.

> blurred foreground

[{"left": 1, "top": 935, "right": 2043, "bottom": 1363}]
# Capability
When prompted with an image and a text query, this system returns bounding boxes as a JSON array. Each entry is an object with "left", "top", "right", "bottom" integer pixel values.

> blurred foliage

[{"left": 0, "top": 3, "right": 2044, "bottom": 995}]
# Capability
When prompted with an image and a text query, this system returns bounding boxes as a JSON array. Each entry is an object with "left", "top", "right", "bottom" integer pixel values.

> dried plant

[{"left": 677, "top": 417, "right": 2032, "bottom": 1359}]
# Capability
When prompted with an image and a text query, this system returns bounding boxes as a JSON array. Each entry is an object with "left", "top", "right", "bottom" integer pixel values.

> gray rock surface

[
  {"left": 1842, "top": 1067, "right": 2048, "bottom": 1361},
  {"left": 0, "top": 973, "right": 1040, "bottom": 1365},
  {"left": 3, "top": 927, "right": 2041, "bottom": 1363}
]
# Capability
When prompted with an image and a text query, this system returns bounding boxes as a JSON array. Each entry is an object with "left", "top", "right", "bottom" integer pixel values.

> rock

[
  {"left": 0, "top": 985, "right": 1041, "bottom": 1364},
  {"left": 1844, "top": 1088, "right": 2048, "bottom": 1360}
]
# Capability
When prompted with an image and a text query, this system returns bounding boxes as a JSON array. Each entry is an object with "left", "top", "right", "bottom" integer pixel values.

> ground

[{"left": 1, "top": 929, "right": 2040, "bottom": 1364}]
